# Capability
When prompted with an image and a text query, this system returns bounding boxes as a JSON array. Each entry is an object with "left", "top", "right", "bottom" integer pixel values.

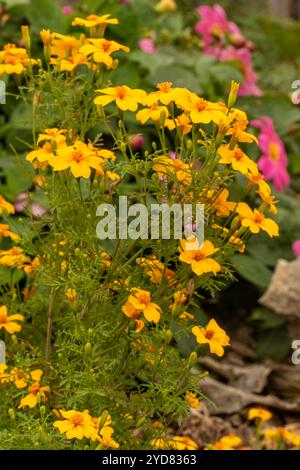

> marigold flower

[
  {"left": 18, "top": 370, "right": 49, "bottom": 409},
  {"left": 125, "top": 288, "right": 161, "bottom": 323},
  {"left": 0, "top": 195, "right": 15, "bottom": 215},
  {"left": 248, "top": 407, "right": 272, "bottom": 424},
  {"left": 72, "top": 14, "right": 119, "bottom": 28},
  {"left": 153, "top": 156, "right": 191, "bottom": 185},
  {"left": 218, "top": 144, "right": 257, "bottom": 175},
  {"left": 185, "top": 391, "right": 201, "bottom": 409},
  {"left": 209, "top": 188, "right": 236, "bottom": 217},
  {"left": 192, "top": 318, "right": 230, "bottom": 357},
  {"left": 177, "top": 92, "right": 226, "bottom": 124},
  {"left": 0, "top": 305, "right": 24, "bottom": 334},
  {"left": 0, "top": 43, "right": 36, "bottom": 75},
  {"left": 136, "top": 102, "right": 169, "bottom": 125},
  {"left": 179, "top": 238, "right": 220, "bottom": 277},
  {"left": 152, "top": 435, "right": 198, "bottom": 450},
  {"left": 95, "top": 85, "right": 146, "bottom": 111},
  {"left": 209, "top": 433, "right": 242, "bottom": 450},
  {"left": 53, "top": 409, "right": 99, "bottom": 440},
  {"left": 79, "top": 38, "right": 129, "bottom": 68},
  {"left": 0, "top": 246, "right": 29, "bottom": 269},
  {"left": 137, "top": 256, "right": 174, "bottom": 284},
  {"left": 49, "top": 140, "right": 104, "bottom": 178},
  {"left": 236, "top": 203, "right": 279, "bottom": 237},
  {"left": 0, "top": 224, "right": 20, "bottom": 242},
  {"left": 65, "top": 288, "right": 77, "bottom": 302},
  {"left": 50, "top": 33, "right": 80, "bottom": 60}
]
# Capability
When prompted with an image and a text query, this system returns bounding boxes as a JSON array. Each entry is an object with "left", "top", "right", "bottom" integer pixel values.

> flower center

[
  {"left": 139, "top": 294, "right": 149, "bottom": 305},
  {"left": 205, "top": 330, "right": 215, "bottom": 340},
  {"left": 157, "top": 82, "right": 172, "bottom": 92},
  {"left": 72, "top": 150, "right": 84, "bottom": 162},
  {"left": 115, "top": 86, "right": 127, "bottom": 100},
  {"left": 194, "top": 253, "right": 204, "bottom": 261},
  {"left": 29, "top": 383, "right": 40, "bottom": 395},
  {"left": 269, "top": 142, "right": 279, "bottom": 161},
  {"left": 233, "top": 149, "right": 244, "bottom": 161},
  {"left": 101, "top": 41, "right": 112, "bottom": 52},
  {"left": 195, "top": 98, "right": 207, "bottom": 112},
  {"left": 71, "top": 413, "right": 85, "bottom": 427},
  {"left": 254, "top": 213, "right": 264, "bottom": 223},
  {"left": 0, "top": 314, "right": 7, "bottom": 324}
]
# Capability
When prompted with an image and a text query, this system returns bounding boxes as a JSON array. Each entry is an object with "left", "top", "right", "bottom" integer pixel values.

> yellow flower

[
  {"left": 0, "top": 43, "right": 36, "bottom": 75},
  {"left": 40, "top": 29, "right": 54, "bottom": 46},
  {"left": 218, "top": 144, "right": 257, "bottom": 175},
  {"left": 27, "top": 142, "right": 55, "bottom": 164},
  {"left": 18, "top": 369, "right": 49, "bottom": 409},
  {"left": 212, "top": 224, "right": 245, "bottom": 253},
  {"left": 155, "top": 0, "right": 177, "bottom": 13},
  {"left": 50, "top": 33, "right": 80, "bottom": 60},
  {"left": 53, "top": 409, "right": 99, "bottom": 440},
  {"left": 79, "top": 38, "right": 129, "bottom": 68},
  {"left": 126, "top": 288, "right": 161, "bottom": 323},
  {"left": 0, "top": 224, "right": 20, "bottom": 242},
  {"left": 192, "top": 318, "right": 230, "bottom": 357},
  {"left": 179, "top": 238, "right": 220, "bottom": 277},
  {"left": 137, "top": 256, "right": 174, "bottom": 284},
  {"left": 152, "top": 435, "right": 198, "bottom": 450},
  {"left": 236, "top": 203, "right": 279, "bottom": 237},
  {"left": 72, "top": 14, "right": 119, "bottom": 28},
  {"left": 166, "top": 113, "right": 192, "bottom": 135},
  {"left": 0, "top": 305, "right": 24, "bottom": 334},
  {"left": 49, "top": 140, "right": 104, "bottom": 178},
  {"left": 65, "top": 288, "right": 77, "bottom": 302},
  {"left": 209, "top": 189, "right": 236, "bottom": 217},
  {"left": 0, "top": 195, "right": 15, "bottom": 215},
  {"left": 94, "top": 85, "right": 146, "bottom": 112},
  {"left": 37, "top": 128, "right": 66, "bottom": 145},
  {"left": 143, "top": 82, "right": 183, "bottom": 106},
  {"left": 209, "top": 433, "right": 242, "bottom": 450},
  {"left": 0, "top": 247, "right": 29, "bottom": 269},
  {"left": 177, "top": 92, "right": 226, "bottom": 124},
  {"left": 136, "top": 102, "right": 169, "bottom": 125},
  {"left": 248, "top": 407, "right": 272, "bottom": 424},
  {"left": 50, "top": 53, "right": 88, "bottom": 72},
  {"left": 95, "top": 412, "right": 119, "bottom": 448},
  {"left": 246, "top": 170, "right": 272, "bottom": 195},
  {"left": 153, "top": 156, "right": 191, "bottom": 185},
  {"left": 185, "top": 391, "right": 201, "bottom": 409}
]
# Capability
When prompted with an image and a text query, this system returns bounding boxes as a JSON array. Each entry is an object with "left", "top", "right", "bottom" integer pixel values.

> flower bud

[
  {"left": 84, "top": 342, "right": 92, "bottom": 354},
  {"left": 227, "top": 80, "right": 240, "bottom": 109},
  {"left": 188, "top": 351, "right": 198, "bottom": 367},
  {"left": 21, "top": 25, "right": 31, "bottom": 50},
  {"left": 8, "top": 408, "right": 15, "bottom": 420}
]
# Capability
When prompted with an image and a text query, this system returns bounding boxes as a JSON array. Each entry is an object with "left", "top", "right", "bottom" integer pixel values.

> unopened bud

[
  {"left": 188, "top": 351, "right": 198, "bottom": 367},
  {"left": 8, "top": 408, "right": 15, "bottom": 420},
  {"left": 227, "top": 80, "right": 240, "bottom": 109},
  {"left": 21, "top": 25, "right": 31, "bottom": 50},
  {"left": 84, "top": 342, "right": 92, "bottom": 354}
]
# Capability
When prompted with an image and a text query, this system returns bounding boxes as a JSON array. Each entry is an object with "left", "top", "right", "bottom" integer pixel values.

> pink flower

[
  {"left": 292, "top": 240, "right": 300, "bottom": 257},
  {"left": 139, "top": 35, "right": 158, "bottom": 54},
  {"left": 195, "top": 4, "right": 244, "bottom": 48},
  {"left": 129, "top": 134, "right": 145, "bottom": 150},
  {"left": 15, "top": 192, "right": 47, "bottom": 217},
  {"left": 251, "top": 116, "right": 290, "bottom": 192},
  {"left": 61, "top": 5, "right": 74, "bottom": 16},
  {"left": 220, "top": 46, "right": 262, "bottom": 97}
]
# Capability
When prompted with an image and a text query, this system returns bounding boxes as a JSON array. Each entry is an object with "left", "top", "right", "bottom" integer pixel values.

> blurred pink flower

[
  {"left": 251, "top": 116, "right": 290, "bottom": 192},
  {"left": 195, "top": 4, "right": 244, "bottom": 48},
  {"left": 15, "top": 192, "right": 47, "bottom": 217},
  {"left": 61, "top": 5, "right": 74, "bottom": 16},
  {"left": 220, "top": 46, "right": 262, "bottom": 97},
  {"left": 139, "top": 35, "right": 158, "bottom": 54},
  {"left": 129, "top": 134, "right": 145, "bottom": 150},
  {"left": 292, "top": 240, "right": 300, "bottom": 257}
]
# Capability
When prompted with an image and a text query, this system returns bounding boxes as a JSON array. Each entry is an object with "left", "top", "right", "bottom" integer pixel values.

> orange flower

[
  {"left": 94, "top": 86, "right": 146, "bottom": 112},
  {"left": 72, "top": 14, "right": 119, "bottom": 28},
  {"left": 0, "top": 224, "right": 20, "bottom": 242},
  {"left": 0, "top": 195, "right": 15, "bottom": 215},
  {"left": 0, "top": 43, "right": 36, "bottom": 75},
  {"left": 49, "top": 140, "right": 104, "bottom": 178},
  {"left": 236, "top": 203, "right": 279, "bottom": 237},
  {"left": 209, "top": 189, "right": 236, "bottom": 217},
  {"left": 79, "top": 39, "right": 129, "bottom": 67},
  {"left": 125, "top": 288, "right": 161, "bottom": 323},
  {"left": 209, "top": 433, "right": 242, "bottom": 450},
  {"left": 177, "top": 92, "right": 226, "bottom": 124},
  {"left": 18, "top": 369, "right": 49, "bottom": 409},
  {"left": 0, "top": 305, "right": 24, "bottom": 334},
  {"left": 218, "top": 144, "right": 257, "bottom": 175},
  {"left": 0, "top": 247, "right": 29, "bottom": 268},
  {"left": 185, "top": 391, "right": 201, "bottom": 409},
  {"left": 248, "top": 407, "right": 272, "bottom": 424},
  {"left": 136, "top": 102, "right": 169, "bottom": 125},
  {"left": 192, "top": 319, "right": 230, "bottom": 357},
  {"left": 153, "top": 156, "right": 192, "bottom": 185},
  {"left": 179, "top": 238, "right": 220, "bottom": 276}
]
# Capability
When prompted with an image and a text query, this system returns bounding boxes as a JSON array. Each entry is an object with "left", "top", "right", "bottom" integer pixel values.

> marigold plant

[{"left": 0, "top": 12, "right": 279, "bottom": 450}]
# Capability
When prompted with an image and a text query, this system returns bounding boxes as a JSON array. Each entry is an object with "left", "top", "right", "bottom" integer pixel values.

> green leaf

[
  {"left": 230, "top": 253, "right": 272, "bottom": 289},
  {"left": 289, "top": 153, "right": 300, "bottom": 174},
  {"left": 26, "top": 0, "right": 68, "bottom": 33},
  {"left": 0, "top": 266, "right": 24, "bottom": 285},
  {"left": 0, "top": 153, "right": 34, "bottom": 199},
  {"left": 249, "top": 307, "right": 286, "bottom": 329},
  {"left": 256, "top": 326, "right": 290, "bottom": 362},
  {"left": 171, "top": 323, "right": 197, "bottom": 358}
]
